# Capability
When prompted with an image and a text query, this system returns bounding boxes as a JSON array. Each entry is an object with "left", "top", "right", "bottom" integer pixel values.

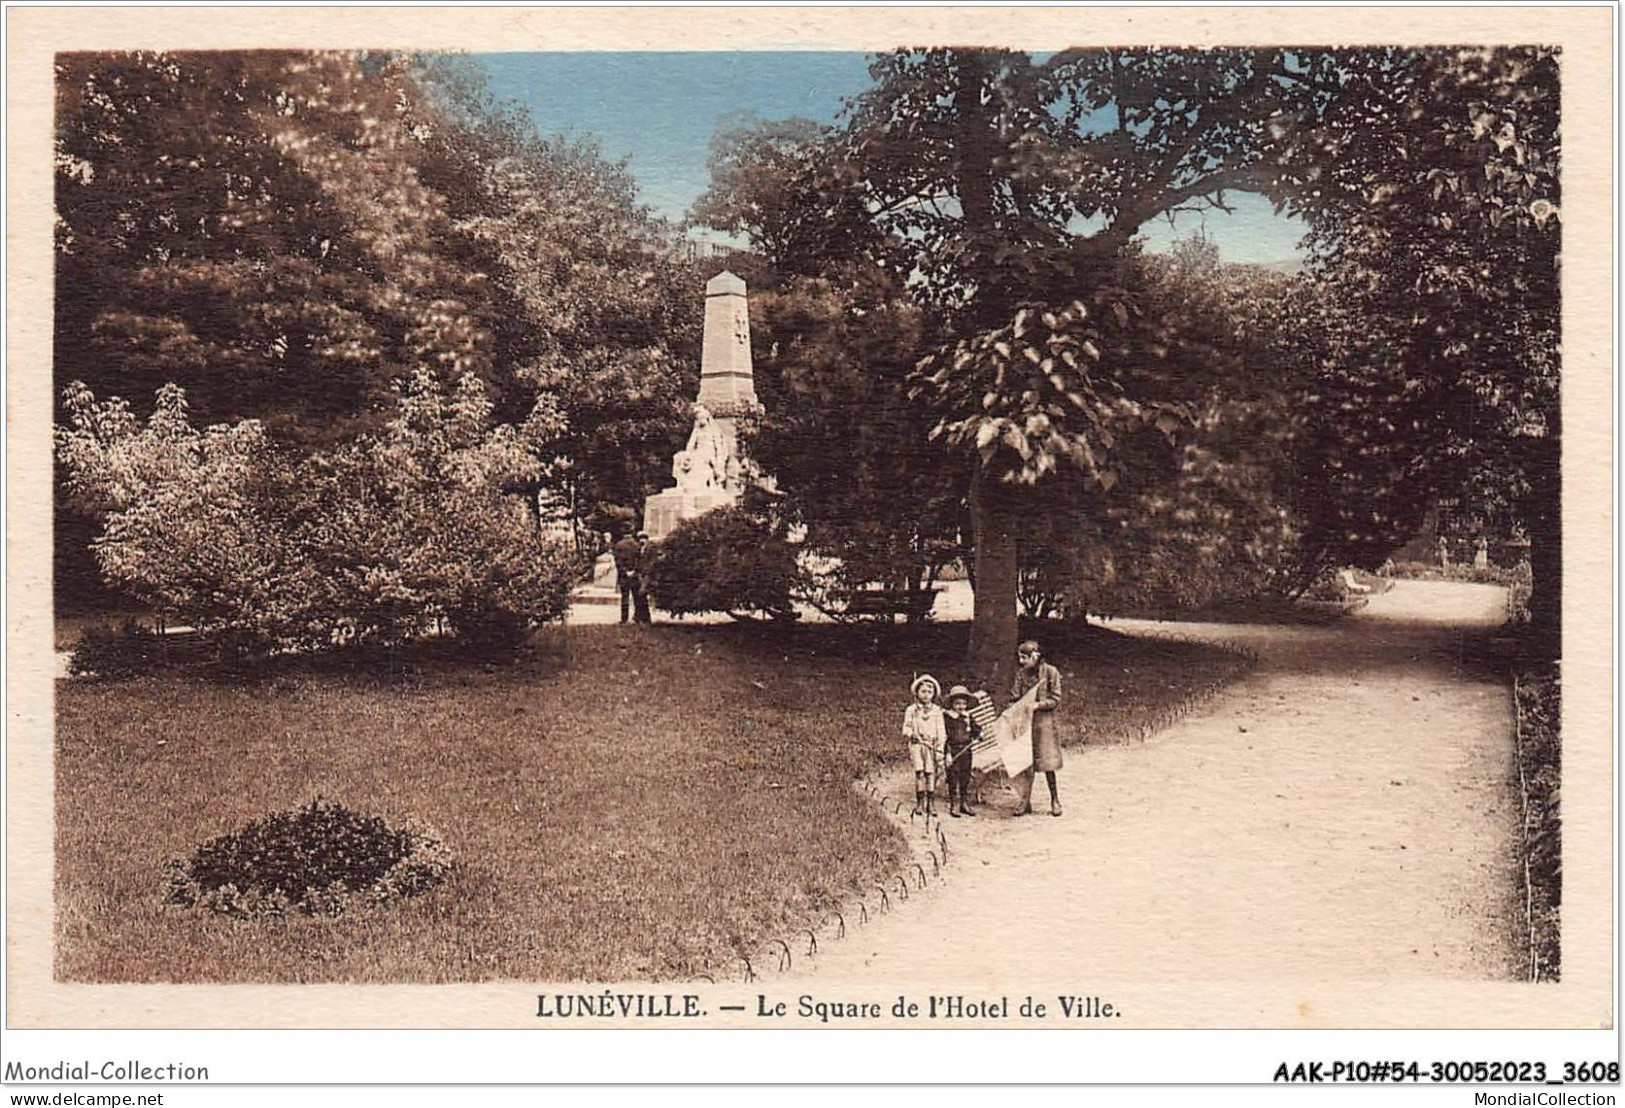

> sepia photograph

[{"left": 4, "top": 4, "right": 1614, "bottom": 1069}]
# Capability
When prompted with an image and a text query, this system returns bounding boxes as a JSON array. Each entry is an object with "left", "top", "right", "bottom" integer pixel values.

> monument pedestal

[{"left": 643, "top": 488, "right": 730, "bottom": 542}]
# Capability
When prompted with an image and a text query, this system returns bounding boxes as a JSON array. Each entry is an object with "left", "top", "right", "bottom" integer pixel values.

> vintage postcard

[{"left": 4, "top": 2, "right": 1615, "bottom": 1087}]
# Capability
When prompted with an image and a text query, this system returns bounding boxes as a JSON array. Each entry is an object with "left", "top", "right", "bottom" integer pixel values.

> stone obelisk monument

[{"left": 642, "top": 271, "right": 762, "bottom": 540}]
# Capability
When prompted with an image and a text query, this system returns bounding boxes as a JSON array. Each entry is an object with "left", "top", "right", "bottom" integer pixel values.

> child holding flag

[{"left": 942, "top": 685, "right": 981, "bottom": 817}]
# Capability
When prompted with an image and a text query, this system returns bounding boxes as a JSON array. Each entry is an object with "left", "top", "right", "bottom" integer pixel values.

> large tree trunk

[
  {"left": 951, "top": 51, "right": 1011, "bottom": 329},
  {"left": 968, "top": 462, "right": 1020, "bottom": 694},
  {"left": 953, "top": 50, "right": 1022, "bottom": 693}
]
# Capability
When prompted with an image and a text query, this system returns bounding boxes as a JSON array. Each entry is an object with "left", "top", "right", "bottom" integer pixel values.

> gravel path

[{"left": 794, "top": 579, "right": 1524, "bottom": 986}]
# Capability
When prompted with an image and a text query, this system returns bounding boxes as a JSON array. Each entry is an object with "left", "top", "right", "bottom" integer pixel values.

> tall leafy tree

[
  {"left": 1284, "top": 46, "right": 1561, "bottom": 646},
  {"left": 55, "top": 51, "right": 483, "bottom": 607},
  {"left": 747, "top": 269, "right": 969, "bottom": 612},
  {"left": 417, "top": 54, "right": 703, "bottom": 530},
  {"left": 690, "top": 113, "right": 880, "bottom": 279},
  {"left": 1017, "top": 239, "right": 1310, "bottom": 618},
  {"left": 55, "top": 51, "right": 517, "bottom": 442}
]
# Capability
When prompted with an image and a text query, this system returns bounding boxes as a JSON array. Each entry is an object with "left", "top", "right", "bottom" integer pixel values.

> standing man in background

[{"left": 613, "top": 528, "right": 652, "bottom": 624}]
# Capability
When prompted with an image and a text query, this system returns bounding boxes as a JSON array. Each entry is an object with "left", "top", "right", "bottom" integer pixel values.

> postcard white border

[{"left": 4, "top": 2, "right": 1616, "bottom": 1084}]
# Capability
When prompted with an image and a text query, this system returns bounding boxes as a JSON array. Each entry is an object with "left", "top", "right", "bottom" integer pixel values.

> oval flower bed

[{"left": 164, "top": 799, "right": 452, "bottom": 918}]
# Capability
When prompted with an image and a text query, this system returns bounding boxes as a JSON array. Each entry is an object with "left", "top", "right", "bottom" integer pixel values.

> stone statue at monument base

[{"left": 670, "top": 404, "right": 735, "bottom": 495}]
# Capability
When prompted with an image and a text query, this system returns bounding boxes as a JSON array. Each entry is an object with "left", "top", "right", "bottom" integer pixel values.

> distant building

[
  {"left": 679, "top": 236, "right": 739, "bottom": 263},
  {"left": 641, "top": 226, "right": 743, "bottom": 264}
]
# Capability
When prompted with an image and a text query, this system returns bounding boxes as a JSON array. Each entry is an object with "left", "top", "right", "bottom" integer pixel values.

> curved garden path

[{"left": 794, "top": 579, "right": 1524, "bottom": 985}]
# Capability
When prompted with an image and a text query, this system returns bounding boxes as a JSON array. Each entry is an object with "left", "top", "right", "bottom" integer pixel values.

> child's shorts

[{"left": 908, "top": 740, "right": 938, "bottom": 774}]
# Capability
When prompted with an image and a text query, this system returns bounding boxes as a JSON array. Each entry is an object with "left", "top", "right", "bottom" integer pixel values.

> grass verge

[
  {"left": 1512, "top": 662, "right": 1560, "bottom": 980},
  {"left": 56, "top": 618, "right": 1248, "bottom": 982}
]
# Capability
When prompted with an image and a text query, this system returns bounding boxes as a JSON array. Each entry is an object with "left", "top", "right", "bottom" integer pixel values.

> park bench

[
  {"left": 1338, "top": 569, "right": 1373, "bottom": 595},
  {"left": 839, "top": 587, "right": 942, "bottom": 622}
]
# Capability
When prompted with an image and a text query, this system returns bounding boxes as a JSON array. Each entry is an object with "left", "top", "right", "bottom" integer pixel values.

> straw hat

[
  {"left": 945, "top": 684, "right": 973, "bottom": 704},
  {"left": 910, "top": 674, "right": 941, "bottom": 700}
]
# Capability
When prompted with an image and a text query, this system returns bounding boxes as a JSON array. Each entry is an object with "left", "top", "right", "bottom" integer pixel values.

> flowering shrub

[
  {"left": 56, "top": 382, "right": 312, "bottom": 652},
  {"left": 164, "top": 799, "right": 453, "bottom": 918},
  {"left": 56, "top": 373, "right": 578, "bottom": 658},
  {"left": 295, "top": 371, "right": 578, "bottom": 649}
]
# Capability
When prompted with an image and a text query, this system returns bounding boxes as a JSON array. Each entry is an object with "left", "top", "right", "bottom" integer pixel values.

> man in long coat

[{"left": 613, "top": 529, "right": 652, "bottom": 624}]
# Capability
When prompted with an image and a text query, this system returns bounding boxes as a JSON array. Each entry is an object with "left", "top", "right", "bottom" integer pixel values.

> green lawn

[{"left": 55, "top": 619, "right": 1249, "bottom": 983}]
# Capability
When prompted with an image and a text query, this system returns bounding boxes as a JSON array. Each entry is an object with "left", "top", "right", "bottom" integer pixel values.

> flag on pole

[
  {"left": 970, "top": 685, "right": 1037, "bottom": 775},
  {"left": 968, "top": 691, "right": 1000, "bottom": 771},
  {"left": 969, "top": 690, "right": 998, "bottom": 731}
]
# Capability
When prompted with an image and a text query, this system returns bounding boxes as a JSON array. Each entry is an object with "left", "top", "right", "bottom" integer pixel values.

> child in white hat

[{"left": 902, "top": 674, "right": 946, "bottom": 817}]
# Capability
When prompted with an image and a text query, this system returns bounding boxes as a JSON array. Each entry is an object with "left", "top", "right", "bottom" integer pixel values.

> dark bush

[
  {"left": 1504, "top": 560, "right": 1535, "bottom": 625},
  {"left": 165, "top": 799, "right": 452, "bottom": 918},
  {"left": 644, "top": 505, "right": 804, "bottom": 620},
  {"left": 68, "top": 619, "right": 166, "bottom": 679}
]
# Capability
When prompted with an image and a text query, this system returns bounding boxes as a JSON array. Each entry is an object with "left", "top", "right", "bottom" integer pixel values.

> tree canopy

[
  {"left": 699, "top": 48, "right": 1342, "bottom": 685},
  {"left": 697, "top": 45, "right": 1562, "bottom": 677},
  {"left": 742, "top": 267, "right": 967, "bottom": 611},
  {"left": 55, "top": 50, "right": 703, "bottom": 610}
]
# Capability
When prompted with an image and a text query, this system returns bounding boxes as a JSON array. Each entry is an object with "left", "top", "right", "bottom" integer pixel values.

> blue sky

[{"left": 475, "top": 52, "right": 1308, "bottom": 268}]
